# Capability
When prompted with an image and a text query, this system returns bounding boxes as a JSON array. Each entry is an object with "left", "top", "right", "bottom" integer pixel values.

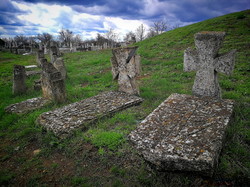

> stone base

[
  {"left": 5, "top": 97, "right": 50, "bottom": 114},
  {"left": 129, "top": 93, "right": 234, "bottom": 176},
  {"left": 37, "top": 91, "right": 143, "bottom": 138}
]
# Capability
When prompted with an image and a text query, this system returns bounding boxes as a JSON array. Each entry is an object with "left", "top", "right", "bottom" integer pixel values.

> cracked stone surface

[
  {"left": 5, "top": 97, "right": 50, "bottom": 114},
  {"left": 129, "top": 93, "right": 234, "bottom": 176},
  {"left": 37, "top": 91, "right": 143, "bottom": 138}
]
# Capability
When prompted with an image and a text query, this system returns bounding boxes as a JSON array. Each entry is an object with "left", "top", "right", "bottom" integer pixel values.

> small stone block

[
  {"left": 129, "top": 93, "right": 234, "bottom": 176},
  {"left": 5, "top": 97, "right": 50, "bottom": 114},
  {"left": 37, "top": 91, "right": 143, "bottom": 138}
]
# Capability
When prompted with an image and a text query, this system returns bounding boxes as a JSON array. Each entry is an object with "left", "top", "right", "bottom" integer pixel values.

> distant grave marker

[
  {"left": 111, "top": 46, "right": 141, "bottom": 95},
  {"left": 184, "top": 31, "right": 236, "bottom": 98},
  {"left": 12, "top": 65, "right": 27, "bottom": 94}
]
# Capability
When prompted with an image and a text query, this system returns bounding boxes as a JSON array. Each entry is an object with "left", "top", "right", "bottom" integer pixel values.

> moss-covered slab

[
  {"left": 5, "top": 97, "right": 50, "bottom": 114},
  {"left": 37, "top": 91, "right": 143, "bottom": 138},
  {"left": 129, "top": 93, "right": 234, "bottom": 176}
]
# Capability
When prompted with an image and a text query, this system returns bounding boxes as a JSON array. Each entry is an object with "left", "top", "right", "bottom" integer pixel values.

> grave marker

[
  {"left": 12, "top": 65, "right": 27, "bottom": 94},
  {"left": 184, "top": 31, "right": 236, "bottom": 99},
  {"left": 111, "top": 47, "right": 141, "bottom": 95},
  {"left": 41, "top": 59, "right": 66, "bottom": 103}
]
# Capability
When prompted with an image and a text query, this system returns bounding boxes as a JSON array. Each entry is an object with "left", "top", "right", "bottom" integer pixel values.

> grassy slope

[{"left": 0, "top": 10, "right": 249, "bottom": 186}]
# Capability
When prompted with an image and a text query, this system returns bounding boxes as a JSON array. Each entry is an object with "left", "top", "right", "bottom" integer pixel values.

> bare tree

[
  {"left": 104, "top": 28, "right": 118, "bottom": 48},
  {"left": 58, "top": 29, "right": 73, "bottom": 47},
  {"left": 135, "top": 24, "right": 146, "bottom": 42},
  {"left": 124, "top": 31, "right": 136, "bottom": 43},
  {"left": 37, "top": 33, "right": 53, "bottom": 52},
  {"left": 146, "top": 28, "right": 157, "bottom": 38},
  {"left": 153, "top": 20, "right": 168, "bottom": 35}
]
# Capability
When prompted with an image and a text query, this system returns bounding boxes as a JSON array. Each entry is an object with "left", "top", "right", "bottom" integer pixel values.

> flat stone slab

[
  {"left": 26, "top": 70, "right": 42, "bottom": 77},
  {"left": 25, "top": 65, "right": 38, "bottom": 69},
  {"left": 129, "top": 93, "right": 234, "bottom": 176},
  {"left": 37, "top": 91, "right": 143, "bottom": 138},
  {"left": 5, "top": 97, "right": 50, "bottom": 114}
]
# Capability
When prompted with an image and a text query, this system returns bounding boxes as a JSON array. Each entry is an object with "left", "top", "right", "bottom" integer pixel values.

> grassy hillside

[{"left": 0, "top": 10, "right": 249, "bottom": 186}]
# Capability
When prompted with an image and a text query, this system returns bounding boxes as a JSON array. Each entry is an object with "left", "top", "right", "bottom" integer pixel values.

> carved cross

[
  {"left": 110, "top": 46, "right": 141, "bottom": 95},
  {"left": 184, "top": 31, "right": 236, "bottom": 99}
]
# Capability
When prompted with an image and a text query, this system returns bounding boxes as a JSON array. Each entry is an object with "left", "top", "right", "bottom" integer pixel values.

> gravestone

[
  {"left": 41, "top": 59, "right": 66, "bottom": 103},
  {"left": 53, "top": 57, "right": 67, "bottom": 79},
  {"left": 50, "top": 45, "right": 59, "bottom": 63},
  {"left": 129, "top": 93, "right": 234, "bottom": 176},
  {"left": 37, "top": 91, "right": 143, "bottom": 138},
  {"left": 111, "top": 47, "right": 141, "bottom": 95},
  {"left": 5, "top": 97, "right": 49, "bottom": 114},
  {"left": 184, "top": 31, "right": 236, "bottom": 99},
  {"left": 36, "top": 50, "right": 45, "bottom": 67},
  {"left": 129, "top": 31, "right": 236, "bottom": 176},
  {"left": 12, "top": 65, "right": 27, "bottom": 94}
]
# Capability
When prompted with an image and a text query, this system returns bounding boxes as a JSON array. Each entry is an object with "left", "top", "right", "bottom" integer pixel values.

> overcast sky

[{"left": 0, "top": 0, "right": 249, "bottom": 40}]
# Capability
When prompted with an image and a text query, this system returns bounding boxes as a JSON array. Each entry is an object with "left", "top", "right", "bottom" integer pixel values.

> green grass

[{"left": 0, "top": 9, "right": 250, "bottom": 186}]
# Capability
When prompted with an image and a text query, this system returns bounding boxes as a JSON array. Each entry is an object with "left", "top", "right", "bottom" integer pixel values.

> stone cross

[
  {"left": 13, "top": 65, "right": 27, "bottom": 94},
  {"left": 184, "top": 31, "right": 236, "bottom": 99},
  {"left": 53, "top": 57, "right": 67, "bottom": 79},
  {"left": 41, "top": 59, "right": 66, "bottom": 103},
  {"left": 36, "top": 50, "right": 45, "bottom": 67},
  {"left": 111, "top": 46, "right": 141, "bottom": 95}
]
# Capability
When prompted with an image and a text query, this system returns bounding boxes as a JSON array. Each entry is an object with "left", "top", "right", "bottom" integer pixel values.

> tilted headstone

[
  {"left": 111, "top": 46, "right": 141, "bottom": 95},
  {"left": 36, "top": 50, "right": 44, "bottom": 67},
  {"left": 12, "top": 65, "right": 27, "bottom": 94},
  {"left": 53, "top": 57, "right": 67, "bottom": 79},
  {"left": 41, "top": 59, "right": 66, "bottom": 103},
  {"left": 184, "top": 31, "right": 236, "bottom": 99}
]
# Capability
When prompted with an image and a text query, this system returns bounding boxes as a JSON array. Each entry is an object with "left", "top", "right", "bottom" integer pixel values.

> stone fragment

[
  {"left": 129, "top": 93, "right": 234, "bottom": 176},
  {"left": 184, "top": 31, "right": 236, "bottom": 99},
  {"left": 111, "top": 47, "right": 141, "bottom": 95},
  {"left": 41, "top": 59, "right": 66, "bottom": 103},
  {"left": 37, "top": 91, "right": 143, "bottom": 138},
  {"left": 12, "top": 65, "right": 27, "bottom": 94},
  {"left": 5, "top": 97, "right": 50, "bottom": 114},
  {"left": 36, "top": 50, "right": 44, "bottom": 67},
  {"left": 53, "top": 57, "right": 67, "bottom": 79}
]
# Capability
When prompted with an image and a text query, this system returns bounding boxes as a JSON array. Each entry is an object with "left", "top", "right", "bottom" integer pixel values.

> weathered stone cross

[
  {"left": 110, "top": 46, "right": 141, "bottom": 95},
  {"left": 184, "top": 31, "right": 236, "bottom": 99}
]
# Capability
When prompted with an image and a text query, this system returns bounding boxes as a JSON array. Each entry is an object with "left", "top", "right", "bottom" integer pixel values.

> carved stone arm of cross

[
  {"left": 183, "top": 47, "right": 200, "bottom": 72},
  {"left": 214, "top": 49, "right": 236, "bottom": 75}
]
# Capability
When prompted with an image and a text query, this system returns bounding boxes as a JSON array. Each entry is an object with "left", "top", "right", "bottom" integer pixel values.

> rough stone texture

[
  {"left": 50, "top": 45, "right": 59, "bottom": 63},
  {"left": 26, "top": 70, "right": 42, "bottom": 77},
  {"left": 41, "top": 59, "right": 66, "bottom": 103},
  {"left": 111, "top": 47, "right": 141, "bottom": 95},
  {"left": 5, "top": 97, "right": 50, "bottom": 114},
  {"left": 37, "top": 91, "right": 143, "bottom": 138},
  {"left": 129, "top": 93, "right": 234, "bottom": 176},
  {"left": 53, "top": 57, "right": 67, "bottom": 79},
  {"left": 184, "top": 31, "right": 236, "bottom": 99},
  {"left": 36, "top": 50, "right": 44, "bottom": 67},
  {"left": 12, "top": 65, "right": 27, "bottom": 94},
  {"left": 34, "top": 79, "right": 41, "bottom": 91}
]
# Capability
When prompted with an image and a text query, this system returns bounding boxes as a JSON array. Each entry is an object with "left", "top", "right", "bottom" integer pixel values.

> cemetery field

[{"left": 0, "top": 10, "right": 250, "bottom": 186}]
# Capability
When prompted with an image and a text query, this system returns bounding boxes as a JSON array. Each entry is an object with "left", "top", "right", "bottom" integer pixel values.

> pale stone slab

[
  {"left": 37, "top": 91, "right": 143, "bottom": 138},
  {"left": 129, "top": 93, "right": 234, "bottom": 176},
  {"left": 5, "top": 97, "right": 50, "bottom": 114}
]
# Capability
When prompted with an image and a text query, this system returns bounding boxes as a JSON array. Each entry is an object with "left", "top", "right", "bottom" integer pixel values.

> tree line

[{"left": 1, "top": 20, "right": 178, "bottom": 49}]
